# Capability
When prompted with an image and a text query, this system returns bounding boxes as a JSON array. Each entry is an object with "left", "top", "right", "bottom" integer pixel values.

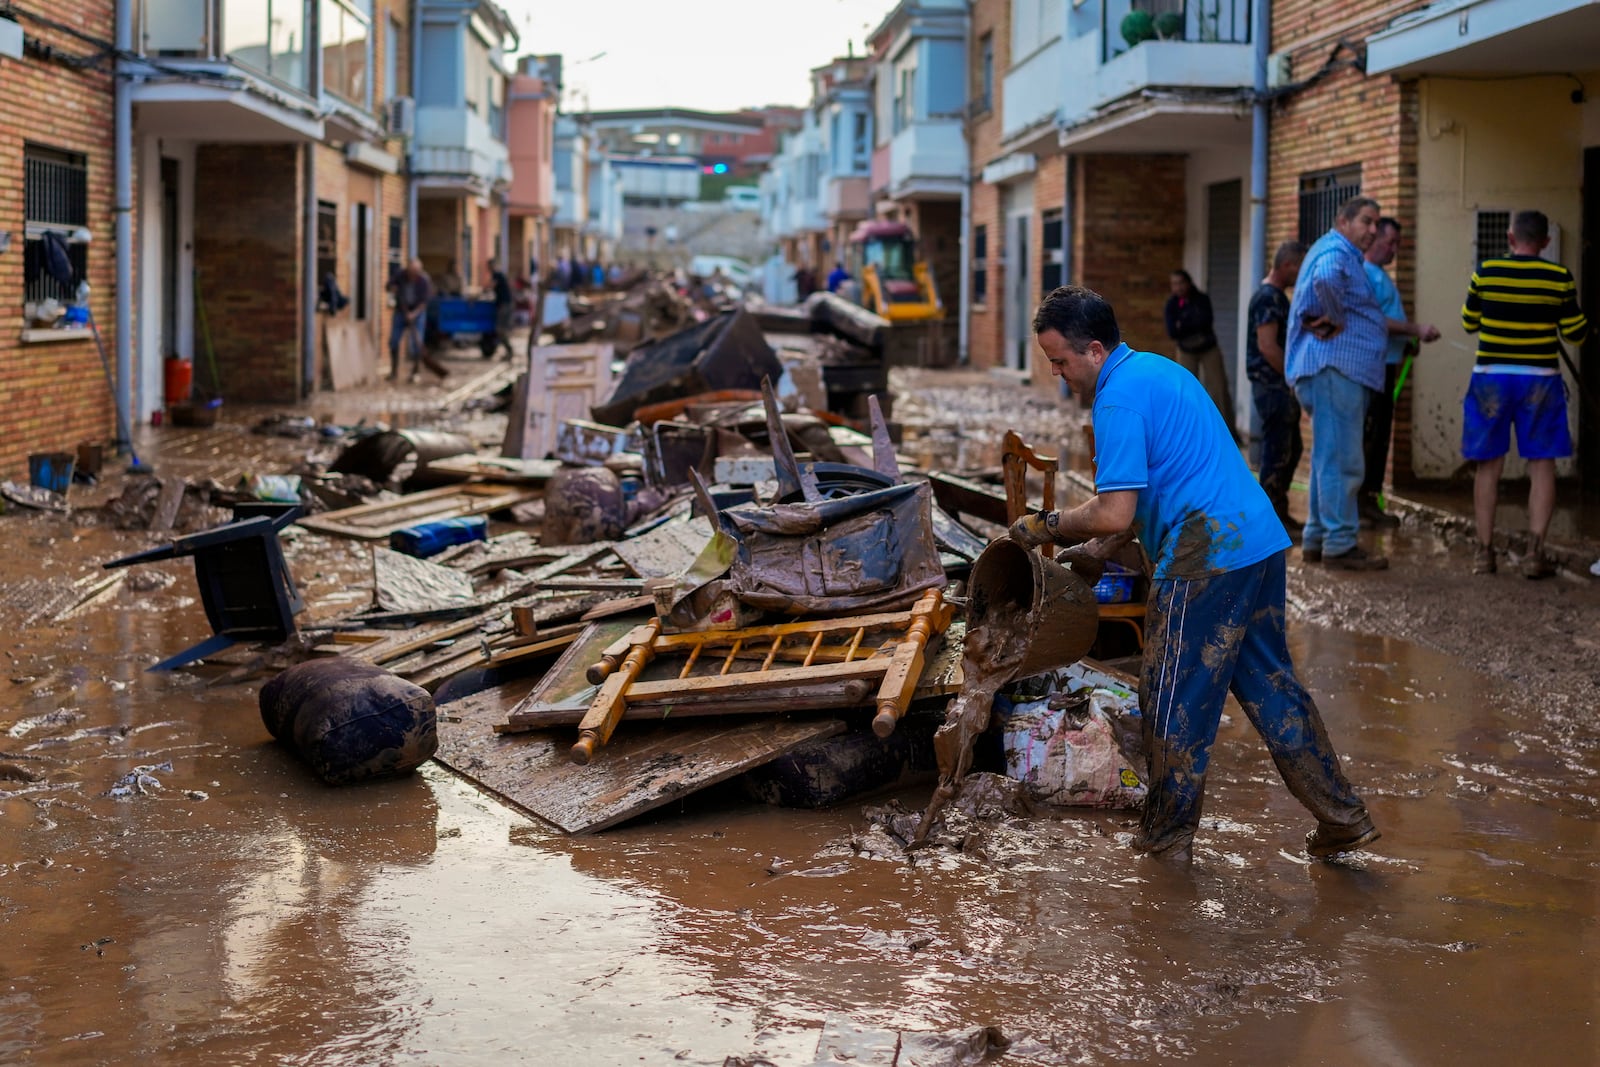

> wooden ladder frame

[{"left": 569, "top": 589, "right": 954, "bottom": 763}]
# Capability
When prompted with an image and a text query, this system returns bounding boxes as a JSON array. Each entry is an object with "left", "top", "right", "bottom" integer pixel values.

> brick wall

[
  {"left": 1074, "top": 153, "right": 1186, "bottom": 354},
  {"left": 0, "top": 1, "right": 117, "bottom": 477},
  {"left": 965, "top": 0, "right": 1009, "bottom": 369},
  {"left": 194, "top": 144, "right": 302, "bottom": 403},
  {"left": 1269, "top": 0, "right": 1428, "bottom": 484}
]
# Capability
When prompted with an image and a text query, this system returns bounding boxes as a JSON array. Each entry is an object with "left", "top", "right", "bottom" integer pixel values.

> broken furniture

[
  {"left": 565, "top": 589, "right": 955, "bottom": 763},
  {"left": 592, "top": 309, "right": 780, "bottom": 428},
  {"left": 1001, "top": 430, "right": 1148, "bottom": 652},
  {"left": 103, "top": 505, "right": 304, "bottom": 671},
  {"left": 504, "top": 343, "right": 618, "bottom": 461},
  {"left": 297, "top": 484, "right": 538, "bottom": 541}
]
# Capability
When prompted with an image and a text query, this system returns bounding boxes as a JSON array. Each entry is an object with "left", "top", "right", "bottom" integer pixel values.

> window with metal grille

[
  {"left": 1296, "top": 165, "right": 1361, "bottom": 245},
  {"left": 23, "top": 144, "right": 89, "bottom": 308},
  {"left": 1474, "top": 210, "right": 1511, "bottom": 265},
  {"left": 972, "top": 224, "right": 988, "bottom": 305},
  {"left": 1041, "top": 208, "right": 1065, "bottom": 295},
  {"left": 388, "top": 215, "right": 404, "bottom": 279}
]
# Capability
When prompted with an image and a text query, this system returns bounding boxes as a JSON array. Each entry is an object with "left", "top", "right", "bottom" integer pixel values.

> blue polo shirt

[{"left": 1092, "top": 343, "right": 1290, "bottom": 579}]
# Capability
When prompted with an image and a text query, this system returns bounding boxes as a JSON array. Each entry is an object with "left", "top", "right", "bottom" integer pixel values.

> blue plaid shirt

[{"left": 1286, "top": 229, "right": 1389, "bottom": 391}]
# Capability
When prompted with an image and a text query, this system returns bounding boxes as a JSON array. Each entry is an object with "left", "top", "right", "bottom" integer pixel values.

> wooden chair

[{"left": 1001, "top": 431, "right": 1147, "bottom": 651}]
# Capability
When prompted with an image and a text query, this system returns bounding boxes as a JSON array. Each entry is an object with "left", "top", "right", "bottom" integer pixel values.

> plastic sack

[{"left": 997, "top": 684, "right": 1146, "bottom": 809}]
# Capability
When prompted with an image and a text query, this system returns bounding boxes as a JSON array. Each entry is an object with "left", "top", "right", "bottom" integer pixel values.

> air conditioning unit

[{"left": 386, "top": 96, "right": 415, "bottom": 139}]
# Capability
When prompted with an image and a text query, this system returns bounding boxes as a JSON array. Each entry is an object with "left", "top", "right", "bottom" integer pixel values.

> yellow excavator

[{"left": 850, "top": 220, "right": 944, "bottom": 324}]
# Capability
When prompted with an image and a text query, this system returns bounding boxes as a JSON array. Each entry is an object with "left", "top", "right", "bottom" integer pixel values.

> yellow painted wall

[{"left": 1411, "top": 73, "right": 1595, "bottom": 479}]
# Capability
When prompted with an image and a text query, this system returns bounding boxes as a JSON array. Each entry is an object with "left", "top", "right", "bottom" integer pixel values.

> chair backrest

[{"left": 1002, "top": 430, "right": 1057, "bottom": 524}]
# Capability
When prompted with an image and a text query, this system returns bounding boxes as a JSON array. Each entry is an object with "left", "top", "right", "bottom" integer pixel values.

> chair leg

[{"left": 149, "top": 633, "right": 237, "bottom": 672}]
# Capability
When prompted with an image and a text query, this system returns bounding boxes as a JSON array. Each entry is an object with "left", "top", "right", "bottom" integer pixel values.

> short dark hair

[
  {"left": 1273, "top": 240, "right": 1307, "bottom": 269},
  {"left": 1377, "top": 216, "right": 1401, "bottom": 235},
  {"left": 1511, "top": 210, "right": 1549, "bottom": 244},
  {"left": 1337, "top": 196, "right": 1380, "bottom": 222},
  {"left": 1033, "top": 286, "right": 1121, "bottom": 350}
]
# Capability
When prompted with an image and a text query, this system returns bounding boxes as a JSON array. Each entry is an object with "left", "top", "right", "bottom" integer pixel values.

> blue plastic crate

[{"left": 1092, "top": 560, "right": 1137, "bottom": 604}]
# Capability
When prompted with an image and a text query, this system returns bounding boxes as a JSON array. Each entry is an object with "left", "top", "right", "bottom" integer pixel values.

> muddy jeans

[{"left": 1136, "top": 551, "right": 1370, "bottom": 854}]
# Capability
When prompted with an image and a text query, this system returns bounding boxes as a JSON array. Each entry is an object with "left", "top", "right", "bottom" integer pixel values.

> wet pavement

[{"left": 3, "top": 362, "right": 1599, "bottom": 1065}]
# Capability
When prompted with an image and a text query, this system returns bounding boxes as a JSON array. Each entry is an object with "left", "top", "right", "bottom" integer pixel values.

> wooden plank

[
  {"left": 611, "top": 516, "right": 714, "bottom": 579},
  {"left": 579, "top": 595, "right": 656, "bottom": 621},
  {"left": 150, "top": 477, "right": 186, "bottom": 533},
  {"left": 298, "top": 484, "right": 538, "bottom": 541},
  {"left": 427, "top": 455, "right": 564, "bottom": 485},
  {"left": 432, "top": 684, "right": 847, "bottom": 834},
  {"left": 347, "top": 609, "right": 501, "bottom": 665}
]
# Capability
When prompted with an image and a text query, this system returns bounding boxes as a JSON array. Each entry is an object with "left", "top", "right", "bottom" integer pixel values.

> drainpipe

[
  {"left": 113, "top": 0, "right": 133, "bottom": 448},
  {"left": 407, "top": 6, "right": 423, "bottom": 260},
  {"left": 1249, "top": 0, "right": 1270, "bottom": 286},
  {"left": 302, "top": 144, "right": 317, "bottom": 398},
  {"left": 956, "top": 5, "right": 973, "bottom": 366}
]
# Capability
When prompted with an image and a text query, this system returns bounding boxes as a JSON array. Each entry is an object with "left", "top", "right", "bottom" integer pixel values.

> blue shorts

[{"left": 1461, "top": 373, "right": 1572, "bottom": 461}]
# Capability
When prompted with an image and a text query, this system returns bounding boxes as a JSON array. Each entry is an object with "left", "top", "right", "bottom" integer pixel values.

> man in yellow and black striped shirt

[{"left": 1459, "top": 209, "right": 1589, "bottom": 579}]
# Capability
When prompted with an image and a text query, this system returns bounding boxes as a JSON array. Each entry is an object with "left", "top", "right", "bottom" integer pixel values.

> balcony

[
  {"left": 1101, "top": 0, "right": 1250, "bottom": 64},
  {"left": 1001, "top": 34, "right": 1063, "bottom": 145},
  {"left": 887, "top": 120, "right": 964, "bottom": 200},
  {"left": 131, "top": 0, "right": 323, "bottom": 141},
  {"left": 413, "top": 105, "right": 511, "bottom": 196},
  {"left": 1367, "top": 0, "right": 1600, "bottom": 77},
  {"left": 824, "top": 176, "right": 870, "bottom": 220}
]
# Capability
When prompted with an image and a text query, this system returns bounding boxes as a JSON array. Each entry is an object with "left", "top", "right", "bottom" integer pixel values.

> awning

[{"left": 1057, "top": 98, "right": 1249, "bottom": 154}]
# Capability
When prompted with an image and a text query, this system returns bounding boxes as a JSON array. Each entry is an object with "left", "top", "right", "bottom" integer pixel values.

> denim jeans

[
  {"left": 1136, "top": 552, "right": 1370, "bottom": 854},
  {"left": 1293, "top": 367, "right": 1371, "bottom": 556},
  {"left": 1252, "top": 380, "right": 1302, "bottom": 517},
  {"left": 389, "top": 308, "right": 426, "bottom": 373}
]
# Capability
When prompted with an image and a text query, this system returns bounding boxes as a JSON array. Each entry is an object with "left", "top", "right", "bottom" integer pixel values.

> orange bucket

[{"left": 163, "top": 357, "right": 193, "bottom": 407}]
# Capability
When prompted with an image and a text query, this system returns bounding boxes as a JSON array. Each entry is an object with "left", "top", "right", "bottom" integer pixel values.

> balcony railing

[
  {"left": 1102, "top": 0, "right": 1250, "bottom": 63},
  {"left": 138, "top": 0, "right": 311, "bottom": 93}
]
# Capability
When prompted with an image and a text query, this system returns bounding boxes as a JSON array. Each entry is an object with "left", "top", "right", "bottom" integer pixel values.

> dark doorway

[
  {"left": 353, "top": 203, "right": 371, "bottom": 321},
  {"left": 160, "top": 157, "right": 180, "bottom": 357},
  {"left": 316, "top": 200, "right": 337, "bottom": 310},
  {"left": 1206, "top": 179, "right": 1243, "bottom": 419},
  {"left": 1581, "top": 147, "right": 1599, "bottom": 493}
]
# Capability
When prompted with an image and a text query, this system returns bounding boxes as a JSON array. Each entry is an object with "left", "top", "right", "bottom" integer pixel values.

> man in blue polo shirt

[{"left": 1009, "top": 285, "right": 1379, "bottom": 861}]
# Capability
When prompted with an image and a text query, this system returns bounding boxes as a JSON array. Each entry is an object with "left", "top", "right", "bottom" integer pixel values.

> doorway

[
  {"left": 1006, "top": 213, "right": 1031, "bottom": 372},
  {"left": 1205, "top": 179, "right": 1242, "bottom": 418},
  {"left": 353, "top": 203, "right": 371, "bottom": 320},
  {"left": 160, "top": 157, "right": 179, "bottom": 357}
]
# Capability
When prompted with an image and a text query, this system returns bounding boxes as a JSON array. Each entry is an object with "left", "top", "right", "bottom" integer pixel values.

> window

[
  {"left": 383, "top": 16, "right": 400, "bottom": 102},
  {"left": 222, "top": 0, "right": 309, "bottom": 92},
  {"left": 1013, "top": 0, "right": 1064, "bottom": 60},
  {"left": 22, "top": 144, "right": 88, "bottom": 312},
  {"left": 322, "top": 0, "right": 372, "bottom": 108},
  {"left": 316, "top": 200, "right": 337, "bottom": 309},
  {"left": 1041, "top": 208, "right": 1065, "bottom": 295},
  {"left": 1475, "top": 210, "right": 1511, "bottom": 264},
  {"left": 972, "top": 224, "right": 988, "bottom": 306},
  {"left": 975, "top": 32, "right": 994, "bottom": 115},
  {"left": 1297, "top": 165, "right": 1362, "bottom": 245},
  {"left": 387, "top": 215, "right": 404, "bottom": 278},
  {"left": 893, "top": 52, "right": 917, "bottom": 133},
  {"left": 852, "top": 112, "right": 869, "bottom": 170}
]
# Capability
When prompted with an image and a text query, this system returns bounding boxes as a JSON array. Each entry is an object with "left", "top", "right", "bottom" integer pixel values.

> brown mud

[{"left": 2, "top": 364, "right": 1599, "bottom": 1064}]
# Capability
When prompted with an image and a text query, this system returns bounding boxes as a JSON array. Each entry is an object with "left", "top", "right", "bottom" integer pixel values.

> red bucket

[{"left": 163, "top": 357, "right": 193, "bottom": 407}]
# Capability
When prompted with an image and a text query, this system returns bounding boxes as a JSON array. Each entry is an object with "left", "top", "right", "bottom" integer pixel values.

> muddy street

[{"left": 4, "top": 369, "right": 1600, "bottom": 1065}]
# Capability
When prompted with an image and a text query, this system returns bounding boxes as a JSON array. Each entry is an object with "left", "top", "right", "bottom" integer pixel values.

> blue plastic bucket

[{"left": 28, "top": 452, "right": 75, "bottom": 494}]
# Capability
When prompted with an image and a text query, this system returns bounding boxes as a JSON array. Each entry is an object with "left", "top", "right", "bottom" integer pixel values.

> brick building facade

[{"left": 0, "top": 2, "right": 117, "bottom": 477}]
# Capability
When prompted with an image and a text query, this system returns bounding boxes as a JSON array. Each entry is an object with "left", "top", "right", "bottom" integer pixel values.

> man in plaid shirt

[{"left": 1286, "top": 197, "right": 1391, "bottom": 571}]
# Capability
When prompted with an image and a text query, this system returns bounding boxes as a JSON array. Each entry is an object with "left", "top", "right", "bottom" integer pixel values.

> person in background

[
  {"left": 437, "top": 259, "right": 463, "bottom": 297},
  {"left": 1360, "top": 217, "right": 1441, "bottom": 529},
  {"left": 1246, "top": 240, "right": 1307, "bottom": 534},
  {"left": 386, "top": 258, "right": 433, "bottom": 384},
  {"left": 793, "top": 265, "right": 818, "bottom": 300},
  {"left": 1459, "top": 209, "right": 1589, "bottom": 578},
  {"left": 1010, "top": 285, "right": 1380, "bottom": 862},
  {"left": 826, "top": 261, "right": 851, "bottom": 293},
  {"left": 485, "top": 258, "right": 514, "bottom": 360},
  {"left": 1286, "top": 197, "right": 1391, "bottom": 571},
  {"left": 1163, "top": 269, "right": 1237, "bottom": 438}
]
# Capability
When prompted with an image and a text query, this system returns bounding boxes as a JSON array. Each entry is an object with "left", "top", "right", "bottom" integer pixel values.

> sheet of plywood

[
  {"left": 298, "top": 484, "right": 539, "bottom": 540},
  {"left": 325, "top": 319, "right": 378, "bottom": 391},
  {"left": 426, "top": 454, "right": 564, "bottom": 484},
  {"left": 611, "top": 516, "right": 714, "bottom": 579},
  {"left": 433, "top": 680, "right": 846, "bottom": 834},
  {"left": 505, "top": 344, "right": 616, "bottom": 460}
]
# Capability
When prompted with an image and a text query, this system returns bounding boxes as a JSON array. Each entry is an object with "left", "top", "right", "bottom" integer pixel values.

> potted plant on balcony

[
  {"left": 1153, "top": 10, "right": 1184, "bottom": 39},
  {"left": 1120, "top": 9, "right": 1156, "bottom": 49}
]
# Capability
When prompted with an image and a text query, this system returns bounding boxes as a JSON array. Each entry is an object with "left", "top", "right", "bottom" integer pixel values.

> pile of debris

[{"left": 88, "top": 294, "right": 1154, "bottom": 836}]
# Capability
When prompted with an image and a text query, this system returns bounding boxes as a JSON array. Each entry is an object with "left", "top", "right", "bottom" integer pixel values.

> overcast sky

[{"left": 500, "top": 0, "right": 892, "bottom": 112}]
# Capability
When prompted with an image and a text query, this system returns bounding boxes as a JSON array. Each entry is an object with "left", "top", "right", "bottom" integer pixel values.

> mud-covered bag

[
  {"left": 720, "top": 481, "right": 946, "bottom": 615},
  {"left": 996, "top": 686, "right": 1146, "bottom": 809},
  {"left": 260, "top": 658, "right": 438, "bottom": 786}
]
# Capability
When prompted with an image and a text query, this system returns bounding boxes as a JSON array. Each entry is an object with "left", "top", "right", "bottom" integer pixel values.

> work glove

[
  {"left": 1055, "top": 542, "right": 1107, "bottom": 586},
  {"left": 1008, "top": 510, "right": 1056, "bottom": 549}
]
